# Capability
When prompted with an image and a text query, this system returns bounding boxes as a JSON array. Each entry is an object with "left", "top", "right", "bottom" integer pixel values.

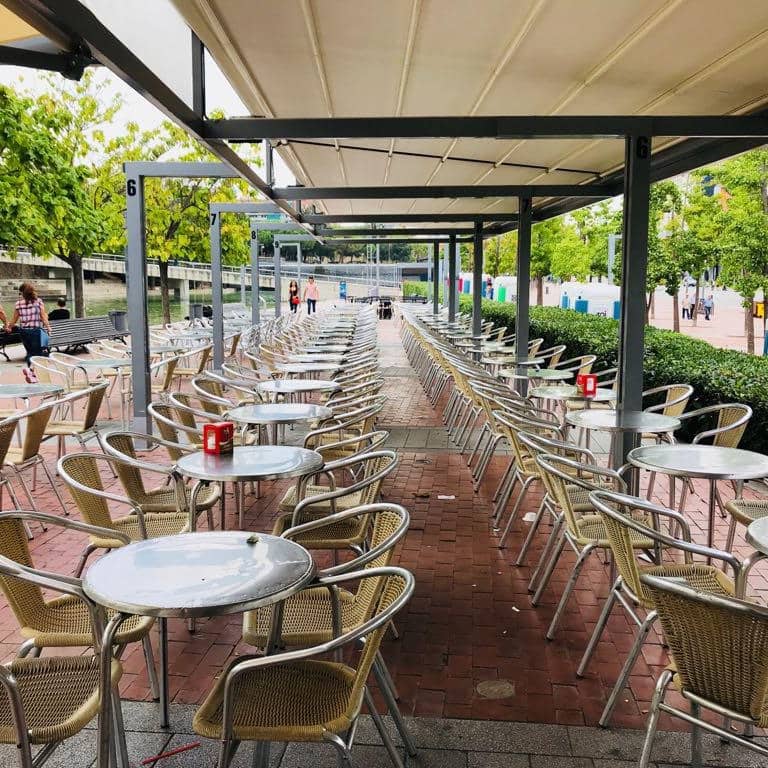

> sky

[{"left": 0, "top": 53, "right": 296, "bottom": 186}]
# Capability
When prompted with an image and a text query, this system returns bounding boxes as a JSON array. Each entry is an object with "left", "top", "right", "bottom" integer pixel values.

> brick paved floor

[{"left": 0, "top": 314, "right": 767, "bottom": 747}]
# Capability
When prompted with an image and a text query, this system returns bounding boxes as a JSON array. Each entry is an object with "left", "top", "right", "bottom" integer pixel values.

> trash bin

[
  {"left": 108, "top": 310, "right": 127, "bottom": 332},
  {"left": 612, "top": 300, "right": 621, "bottom": 320},
  {"left": 574, "top": 299, "right": 588, "bottom": 314},
  {"left": 189, "top": 303, "right": 204, "bottom": 320}
]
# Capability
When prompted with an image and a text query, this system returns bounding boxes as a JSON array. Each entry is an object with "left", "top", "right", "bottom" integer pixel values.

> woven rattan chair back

[
  {"left": 494, "top": 411, "right": 561, "bottom": 477},
  {"left": 643, "top": 384, "right": 693, "bottom": 417},
  {"left": 149, "top": 403, "right": 196, "bottom": 457},
  {"left": 711, "top": 404, "right": 751, "bottom": 448},
  {"left": 81, "top": 383, "right": 108, "bottom": 430},
  {"left": 59, "top": 454, "right": 113, "bottom": 529},
  {"left": 17, "top": 403, "right": 54, "bottom": 463},
  {"left": 642, "top": 574, "right": 768, "bottom": 721},
  {"left": 152, "top": 355, "right": 180, "bottom": 395},
  {"left": 0, "top": 414, "right": 20, "bottom": 466},
  {"left": 100, "top": 432, "right": 148, "bottom": 500},
  {"left": 0, "top": 517, "right": 47, "bottom": 629}
]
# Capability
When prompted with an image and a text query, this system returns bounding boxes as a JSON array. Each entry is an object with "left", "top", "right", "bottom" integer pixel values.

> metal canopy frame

[
  {"left": 14, "top": 0, "right": 768, "bottom": 463},
  {"left": 209, "top": 202, "right": 308, "bottom": 367}
]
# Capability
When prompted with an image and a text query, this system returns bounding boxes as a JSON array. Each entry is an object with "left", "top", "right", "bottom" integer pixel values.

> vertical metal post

[
  {"left": 239, "top": 265, "right": 246, "bottom": 306},
  {"left": 274, "top": 241, "right": 282, "bottom": 317},
  {"left": 516, "top": 197, "right": 532, "bottom": 363},
  {"left": 125, "top": 170, "right": 152, "bottom": 434},
  {"left": 250, "top": 222, "right": 260, "bottom": 325},
  {"left": 297, "top": 243, "right": 302, "bottom": 286},
  {"left": 210, "top": 212, "right": 224, "bottom": 369},
  {"left": 616, "top": 133, "right": 652, "bottom": 466},
  {"left": 432, "top": 241, "right": 440, "bottom": 314},
  {"left": 264, "top": 142, "right": 274, "bottom": 186},
  {"left": 472, "top": 222, "right": 483, "bottom": 338},
  {"left": 376, "top": 242, "right": 381, "bottom": 289},
  {"left": 448, "top": 234, "right": 458, "bottom": 321}
]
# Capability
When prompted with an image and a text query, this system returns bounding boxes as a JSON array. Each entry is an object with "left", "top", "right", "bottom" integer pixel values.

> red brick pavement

[{"left": 0, "top": 318, "right": 766, "bottom": 732}]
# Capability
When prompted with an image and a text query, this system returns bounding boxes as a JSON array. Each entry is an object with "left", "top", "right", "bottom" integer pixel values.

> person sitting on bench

[{"left": 48, "top": 297, "right": 70, "bottom": 321}]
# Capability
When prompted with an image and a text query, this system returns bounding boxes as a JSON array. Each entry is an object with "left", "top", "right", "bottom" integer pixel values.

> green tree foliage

[
  {"left": 570, "top": 202, "right": 622, "bottom": 279},
  {"left": 484, "top": 231, "right": 517, "bottom": 277},
  {"left": 697, "top": 150, "right": 768, "bottom": 353}
]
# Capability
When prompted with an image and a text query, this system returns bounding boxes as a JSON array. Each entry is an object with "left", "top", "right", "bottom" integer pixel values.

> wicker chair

[
  {"left": 58, "top": 452, "right": 190, "bottom": 576},
  {"left": 174, "top": 345, "right": 212, "bottom": 386},
  {"left": 0, "top": 510, "right": 158, "bottom": 699},
  {"left": 2, "top": 403, "right": 68, "bottom": 517},
  {"left": 311, "top": 430, "right": 390, "bottom": 465},
  {"left": 193, "top": 567, "right": 414, "bottom": 768},
  {"left": 242, "top": 504, "right": 415, "bottom": 758},
  {"left": 150, "top": 355, "right": 180, "bottom": 399},
  {"left": 584, "top": 489, "right": 741, "bottom": 728},
  {"left": 98, "top": 430, "right": 221, "bottom": 523},
  {"left": 530, "top": 455, "right": 645, "bottom": 645},
  {"left": 272, "top": 451, "right": 399, "bottom": 550},
  {"left": 0, "top": 547, "right": 125, "bottom": 768},
  {"left": 671, "top": 403, "right": 752, "bottom": 514},
  {"left": 42, "top": 382, "right": 109, "bottom": 459},
  {"left": 638, "top": 575, "right": 768, "bottom": 768}
]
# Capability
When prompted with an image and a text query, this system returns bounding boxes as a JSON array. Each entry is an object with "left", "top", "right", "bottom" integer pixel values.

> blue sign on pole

[{"left": 339, "top": 281, "right": 347, "bottom": 301}]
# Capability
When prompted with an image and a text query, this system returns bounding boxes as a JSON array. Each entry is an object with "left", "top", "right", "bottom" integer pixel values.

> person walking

[
  {"left": 303, "top": 275, "right": 319, "bottom": 315},
  {"left": 682, "top": 288, "right": 690, "bottom": 319},
  {"left": 704, "top": 293, "right": 714, "bottom": 320},
  {"left": 486, "top": 275, "right": 494, "bottom": 300},
  {"left": 288, "top": 280, "right": 300, "bottom": 313},
  {"left": 10, "top": 282, "right": 51, "bottom": 367}
]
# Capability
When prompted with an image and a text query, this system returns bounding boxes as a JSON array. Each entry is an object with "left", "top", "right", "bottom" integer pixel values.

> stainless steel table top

[
  {"left": 0, "top": 383, "right": 63, "bottom": 398},
  {"left": 746, "top": 517, "right": 768, "bottom": 556},
  {"left": 82, "top": 531, "right": 315, "bottom": 618},
  {"left": 149, "top": 345, "right": 183, "bottom": 354},
  {"left": 175, "top": 445, "right": 324, "bottom": 483},
  {"left": 275, "top": 362, "right": 340, "bottom": 374},
  {"left": 528, "top": 369, "right": 574, "bottom": 382},
  {"left": 301, "top": 345, "right": 349, "bottom": 354},
  {"left": 529, "top": 385, "right": 615, "bottom": 402},
  {"left": 566, "top": 409, "right": 680, "bottom": 434},
  {"left": 226, "top": 403, "right": 332, "bottom": 426},
  {"left": 257, "top": 379, "right": 340, "bottom": 394},
  {"left": 75, "top": 358, "right": 131, "bottom": 368},
  {"left": 628, "top": 444, "right": 768, "bottom": 481},
  {"left": 288, "top": 353, "right": 345, "bottom": 363}
]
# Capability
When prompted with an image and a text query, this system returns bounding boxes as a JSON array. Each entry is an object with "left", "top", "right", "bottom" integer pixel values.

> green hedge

[{"left": 458, "top": 296, "right": 768, "bottom": 454}]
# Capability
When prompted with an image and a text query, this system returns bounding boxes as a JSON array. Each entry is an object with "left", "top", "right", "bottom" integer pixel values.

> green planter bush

[{"left": 457, "top": 296, "right": 768, "bottom": 454}]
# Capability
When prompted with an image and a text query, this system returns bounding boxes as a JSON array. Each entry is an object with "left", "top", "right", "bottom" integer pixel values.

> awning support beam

[
  {"left": 432, "top": 242, "right": 440, "bottom": 315},
  {"left": 448, "top": 235, "right": 458, "bottom": 322},
  {"left": 616, "top": 134, "right": 652, "bottom": 467},
  {"left": 472, "top": 222, "right": 483, "bottom": 344},
  {"left": 516, "top": 197, "right": 532, "bottom": 393}
]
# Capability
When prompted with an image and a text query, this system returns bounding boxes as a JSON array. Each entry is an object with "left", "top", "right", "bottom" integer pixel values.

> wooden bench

[{"left": 48, "top": 315, "right": 127, "bottom": 353}]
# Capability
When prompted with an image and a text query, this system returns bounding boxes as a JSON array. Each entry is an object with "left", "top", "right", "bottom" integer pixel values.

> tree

[
  {"left": 699, "top": 150, "right": 768, "bottom": 353},
  {"left": 571, "top": 201, "right": 622, "bottom": 280},
  {"left": 484, "top": 231, "right": 517, "bottom": 277},
  {"left": 0, "top": 79, "right": 107, "bottom": 317}
]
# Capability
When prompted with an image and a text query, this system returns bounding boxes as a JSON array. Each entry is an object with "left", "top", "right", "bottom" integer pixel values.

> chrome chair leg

[{"left": 546, "top": 543, "right": 596, "bottom": 640}]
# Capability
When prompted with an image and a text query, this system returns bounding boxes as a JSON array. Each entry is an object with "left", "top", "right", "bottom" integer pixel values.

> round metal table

[
  {"left": 175, "top": 445, "right": 324, "bottom": 530},
  {"left": 0, "top": 383, "right": 63, "bottom": 399},
  {"left": 83, "top": 531, "right": 315, "bottom": 761},
  {"left": 288, "top": 353, "right": 345, "bottom": 364},
  {"left": 528, "top": 369, "right": 573, "bottom": 382},
  {"left": 747, "top": 516, "right": 768, "bottom": 556},
  {"left": 628, "top": 444, "right": 768, "bottom": 555},
  {"left": 75, "top": 358, "right": 132, "bottom": 425},
  {"left": 529, "top": 384, "right": 615, "bottom": 403},
  {"left": 226, "top": 403, "right": 332, "bottom": 445},
  {"left": 275, "top": 362, "right": 341, "bottom": 377},
  {"left": 567, "top": 409, "right": 681, "bottom": 468},
  {"left": 257, "top": 378, "right": 340, "bottom": 402},
  {"left": 301, "top": 344, "right": 349, "bottom": 354}
]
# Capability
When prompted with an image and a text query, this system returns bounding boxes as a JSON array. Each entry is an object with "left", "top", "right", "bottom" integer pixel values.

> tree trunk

[
  {"left": 158, "top": 259, "right": 171, "bottom": 326},
  {"left": 535, "top": 276, "right": 543, "bottom": 305},
  {"left": 746, "top": 305, "right": 755, "bottom": 354},
  {"left": 60, "top": 252, "right": 85, "bottom": 317},
  {"left": 649, "top": 290, "right": 656, "bottom": 320},
  {"left": 692, "top": 279, "right": 700, "bottom": 327},
  {"left": 672, "top": 293, "right": 679, "bottom": 332}
]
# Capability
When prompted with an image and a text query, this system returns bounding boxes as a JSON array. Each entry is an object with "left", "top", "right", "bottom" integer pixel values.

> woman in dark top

[{"left": 288, "top": 280, "right": 300, "bottom": 313}]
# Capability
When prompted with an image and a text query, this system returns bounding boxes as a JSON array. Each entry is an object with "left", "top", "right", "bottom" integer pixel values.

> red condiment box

[
  {"left": 203, "top": 422, "right": 234, "bottom": 455},
  {"left": 576, "top": 373, "right": 598, "bottom": 397}
]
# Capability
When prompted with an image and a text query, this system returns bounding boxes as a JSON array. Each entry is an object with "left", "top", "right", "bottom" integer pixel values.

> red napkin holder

[
  {"left": 203, "top": 422, "right": 234, "bottom": 455},
  {"left": 584, "top": 374, "right": 598, "bottom": 396}
]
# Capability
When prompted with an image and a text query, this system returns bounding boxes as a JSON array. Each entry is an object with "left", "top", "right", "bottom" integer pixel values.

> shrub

[
  {"left": 457, "top": 296, "right": 768, "bottom": 454},
  {"left": 403, "top": 281, "right": 428, "bottom": 298}
]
